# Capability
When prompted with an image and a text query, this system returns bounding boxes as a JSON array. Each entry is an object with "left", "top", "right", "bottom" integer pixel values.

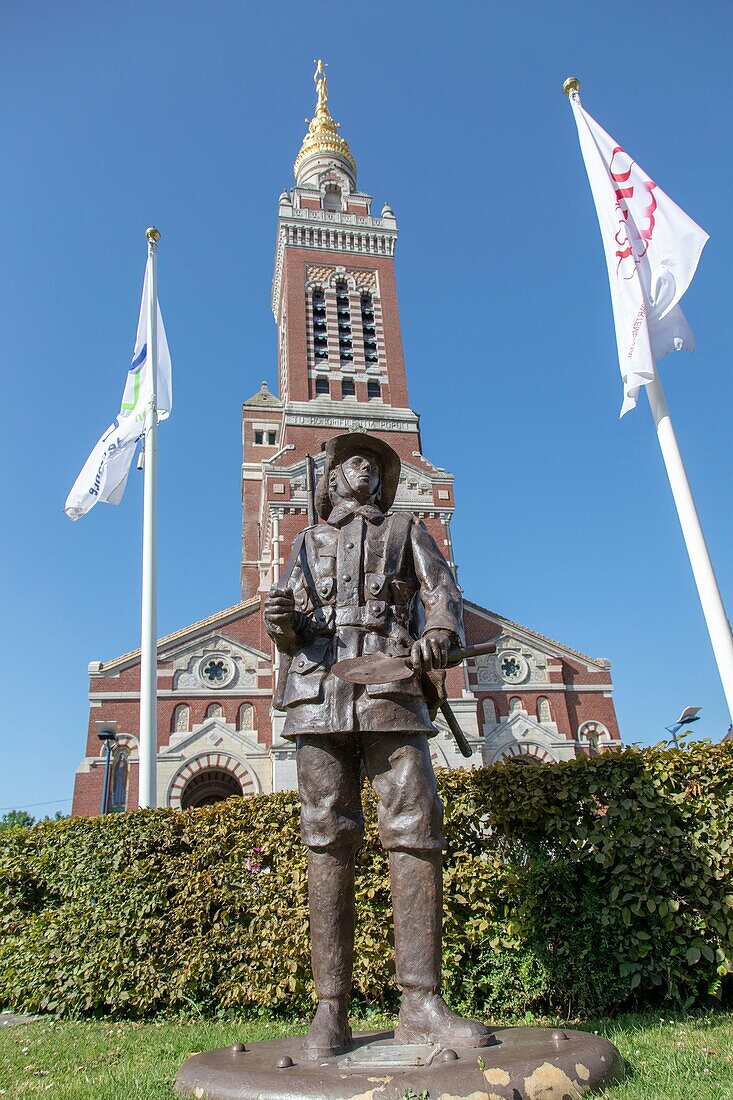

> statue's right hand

[{"left": 265, "top": 586, "right": 296, "bottom": 627}]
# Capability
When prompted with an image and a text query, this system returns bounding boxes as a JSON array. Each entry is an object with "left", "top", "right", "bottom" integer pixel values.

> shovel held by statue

[{"left": 331, "top": 642, "right": 496, "bottom": 758}]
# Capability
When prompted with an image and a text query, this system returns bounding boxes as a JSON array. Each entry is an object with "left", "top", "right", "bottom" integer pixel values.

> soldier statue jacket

[{"left": 264, "top": 505, "right": 464, "bottom": 740}]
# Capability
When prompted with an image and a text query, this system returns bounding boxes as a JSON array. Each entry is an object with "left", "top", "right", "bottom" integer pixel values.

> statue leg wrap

[
  {"left": 301, "top": 846, "right": 355, "bottom": 1060},
  {"left": 391, "top": 849, "right": 491, "bottom": 1048},
  {"left": 391, "top": 850, "right": 442, "bottom": 994}
]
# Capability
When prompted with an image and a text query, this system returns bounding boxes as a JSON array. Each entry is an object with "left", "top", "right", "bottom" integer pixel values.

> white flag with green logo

[{"left": 64, "top": 260, "right": 172, "bottom": 520}]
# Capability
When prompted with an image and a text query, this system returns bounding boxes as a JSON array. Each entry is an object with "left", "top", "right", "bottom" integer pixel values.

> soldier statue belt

[{"left": 325, "top": 602, "right": 410, "bottom": 630}]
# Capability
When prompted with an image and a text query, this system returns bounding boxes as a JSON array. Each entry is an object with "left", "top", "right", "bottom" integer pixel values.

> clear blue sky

[{"left": 2, "top": 1, "right": 732, "bottom": 817}]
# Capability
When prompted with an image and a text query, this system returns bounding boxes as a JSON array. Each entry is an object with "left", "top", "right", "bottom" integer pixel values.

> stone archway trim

[
  {"left": 168, "top": 751, "right": 257, "bottom": 809},
  {"left": 578, "top": 721, "right": 611, "bottom": 740},
  {"left": 97, "top": 731, "right": 139, "bottom": 761},
  {"left": 496, "top": 742, "right": 557, "bottom": 764}
]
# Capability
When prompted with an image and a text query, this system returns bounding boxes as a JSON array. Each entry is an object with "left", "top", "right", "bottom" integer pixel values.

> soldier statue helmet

[{"left": 264, "top": 433, "right": 489, "bottom": 1059}]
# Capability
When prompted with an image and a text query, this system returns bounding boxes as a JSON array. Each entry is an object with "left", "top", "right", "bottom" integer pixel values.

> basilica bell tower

[
  {"left": 71, "top": 62, "right": 621, "bottom": 820},
  {"left": 241, "top": 60, "right": 458, "bottom": 602}
]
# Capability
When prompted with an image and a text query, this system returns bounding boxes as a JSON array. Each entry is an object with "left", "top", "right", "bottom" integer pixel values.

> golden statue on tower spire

[
  {"left": 294, "top": 58, "right": 357, "bottom": 182},
  {"left": 314, "top": 59, "right": 328, "bottom": 111}
]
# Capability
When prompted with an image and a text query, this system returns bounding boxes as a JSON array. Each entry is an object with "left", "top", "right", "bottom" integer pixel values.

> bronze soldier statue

[{"left": 265, "top": 433, "right": 490, "bottom": 1060}]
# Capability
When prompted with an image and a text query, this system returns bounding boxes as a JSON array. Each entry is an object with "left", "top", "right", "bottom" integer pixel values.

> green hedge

[{"left": 2, "top": 744, "right": 733, "bottom": 1019}]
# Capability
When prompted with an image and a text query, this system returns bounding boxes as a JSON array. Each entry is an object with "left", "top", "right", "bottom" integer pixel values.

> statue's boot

[
  {"left": 301, "top": 847, "right": 355, "bottom": 1061},
  {"left": 391, "top": 850, "right": 492, "bottom": 1048}
]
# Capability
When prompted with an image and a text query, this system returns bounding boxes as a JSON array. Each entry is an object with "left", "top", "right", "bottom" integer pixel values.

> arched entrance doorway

[
  {"left": 180, "top": 767, "right": 243, "bottom": 808},
  {"left": 494, "top": 742, "right": 557, "bottom": 765},
  {"left": 168, "top": 750, "right": 258, "bottom": 809}
]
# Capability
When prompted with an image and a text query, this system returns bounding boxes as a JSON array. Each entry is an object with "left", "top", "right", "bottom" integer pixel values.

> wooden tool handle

[
  {"left": 438, "top": 700, "right": 473, "bottom": 759},
  {"left": 407, "top": 640, "right": 496, "bottom": 673},
  {"left": 447, "top": 640, "right": 497, "bottom": 667},
  {"left": 439, "top": 640, "right": 496, "bottom": 758}
]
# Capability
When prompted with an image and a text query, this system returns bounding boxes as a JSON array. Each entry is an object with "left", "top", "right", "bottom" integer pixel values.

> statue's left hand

[{"left": 411, "top": 629, "right": 452, "bottom": 672}]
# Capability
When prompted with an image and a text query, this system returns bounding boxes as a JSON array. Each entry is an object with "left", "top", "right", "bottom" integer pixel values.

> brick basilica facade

[{"left": 71, "top": 66, "right": 621, "bottom": 817}]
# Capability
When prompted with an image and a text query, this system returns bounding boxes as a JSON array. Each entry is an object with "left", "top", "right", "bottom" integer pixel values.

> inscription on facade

[{"left": 288, "top": 413, "right": 416, "bottom": 432}]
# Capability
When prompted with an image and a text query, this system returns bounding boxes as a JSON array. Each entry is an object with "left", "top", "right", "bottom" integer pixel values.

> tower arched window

[
  {"left": 312, "top": 288, "right": 328, "bottom": 362},
  {"left": 336, "top": 280, "right": 353, "bottom": 364},
  {"left": 580, "top": 721, "right": 607, "bottom": 757},
  {"left": 206, "top": 703, "right": 223, "bottom": 719},
  {"left": 323, "top": 184, "right": 342, "bottom": 211},
  {"left": 172, "top": 704, "right": 190, "bottom": 733},
  {"left": 509, "top": 696, "right": 522, "bottom": 714},
  {"left": 361, "top": 293, "right": 378, "bottom": 364}
]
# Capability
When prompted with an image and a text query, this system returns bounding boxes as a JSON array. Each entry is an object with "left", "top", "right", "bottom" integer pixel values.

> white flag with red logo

[{"left": 568, "top": 88, "right": 708, "bottom": 415}]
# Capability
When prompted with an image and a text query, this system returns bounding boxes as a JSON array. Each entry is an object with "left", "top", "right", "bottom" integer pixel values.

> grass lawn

[{"left": 1, "top": 1010, "right": 732, "bottom": 1098}]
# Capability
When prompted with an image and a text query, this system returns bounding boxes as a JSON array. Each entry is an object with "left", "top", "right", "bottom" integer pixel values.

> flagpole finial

[
  {"left": 146, "top": 226, "right": 161, "bottom": 244},
  {"left": 562, "top": 76, "right": 580, "bottom": 96}
]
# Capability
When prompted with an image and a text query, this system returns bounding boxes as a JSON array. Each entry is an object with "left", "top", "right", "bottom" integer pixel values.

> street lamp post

[
  {"left": 665, "top": 707, "right": 702, "bottom": 748},
  {"left": 97, "top": 729, "right": 117, "bottom": 815}
]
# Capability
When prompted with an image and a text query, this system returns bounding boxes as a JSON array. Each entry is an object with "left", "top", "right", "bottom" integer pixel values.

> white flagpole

[
  {"left": 138, "top": 226, "right": 161, "bottom": 808},
  {"left": 646, "top": 374, "right": 733, "bottom": 723}
]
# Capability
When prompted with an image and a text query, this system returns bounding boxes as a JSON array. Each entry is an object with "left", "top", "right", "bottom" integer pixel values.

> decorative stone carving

[
  {"left": 499, "top": 653, "right": 528, "bottom": 684},
  {"left": 306, "top": 264, "right": 377, "bottom": 291},
  {"left": 238, "top": 703, "right": 254, "bottom": 731},
  {"left": 472, "top": 635, "right": 549, "bottom": 687},
  {"left": 173, "top": 704, "right": 190, "bottom": 733},
  {"left": 199, "top": 654, "right": 235, "bottom": 689},
  {"left": 176, "top": 670, "right": 199, "bottom": 690},
  {"left": 396, "top": 475, "right": 432, "bottom": 503},
  {"left": 482, "top": 698, "right": 497, "bottom": 725},
  {"left": 482, "top": 708, "right": 577, "bottom": 767},
  {"left": 537, "top": 697, "right": 552, "bottom": 723},
  {"left": 173, "top": 641, "right": 259, "bottom": 692}
]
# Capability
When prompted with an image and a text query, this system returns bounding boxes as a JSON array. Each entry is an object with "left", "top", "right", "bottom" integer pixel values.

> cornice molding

[{"left": 89, "top": 688, "right": 274, "bottom": 701}]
